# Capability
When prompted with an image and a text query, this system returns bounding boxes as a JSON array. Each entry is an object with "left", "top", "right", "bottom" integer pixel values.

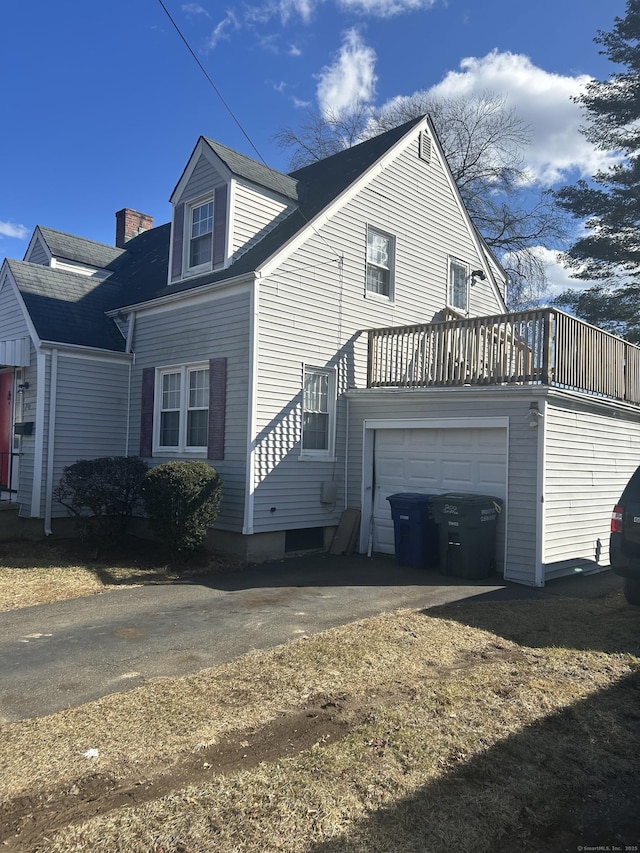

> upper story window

[
  {"left": 189, "top": 200, "right": 214, "bottom": 270},
  {"left": 157, "top": 364, "right": 209, "bottom": 453},
  {"left": 366, "top": 227, "right": 395, "bottom": 299},
  {"left": 301, "top": 366, "right": 336, "bottom": 459},
  {"left": 448, "top": 257, "right": 469, "bottom": 313}
]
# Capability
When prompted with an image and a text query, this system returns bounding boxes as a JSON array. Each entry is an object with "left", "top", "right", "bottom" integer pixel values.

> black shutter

[
  {"left": 140, "top": 367, "right": 155, "bottom": 457},
  {"left": 213, "top": 186, "right": 227, "bottom": 267},
  {"left": 171, "top": 203, "right": 185, "bottom": 281}
]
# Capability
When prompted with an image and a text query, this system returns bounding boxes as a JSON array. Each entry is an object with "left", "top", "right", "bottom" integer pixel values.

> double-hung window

[
  {"left": 301, "top": 366, "right": 336, "bottom": 458},
  {"left": 366, "top": 227, "right": 395, "bottom": 298},
  {"left": 448, "top": 257, "right": 469, "bottom": 313},
  {"left": 189, "top": 199, "right": 214, "bottom": 270},
  {"left": 157, "top": 364, "right": 209, "bottom": 453}
]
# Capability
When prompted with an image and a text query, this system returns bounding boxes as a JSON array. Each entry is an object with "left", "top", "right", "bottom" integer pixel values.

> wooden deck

[{"left": 367, "top": 308, "right": 640, "bottom": 406}]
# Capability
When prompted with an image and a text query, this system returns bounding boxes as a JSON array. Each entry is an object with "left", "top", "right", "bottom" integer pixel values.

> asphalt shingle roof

[
  {"left": 6, "top": 116, "right": 427, "bottom": 347},
  {"left": 147, "top": 116, "right": 425, "bottom": 304},
  {"left": 37, "top": 227, "right": 126, "bottom": 269},
  {"left": 202, "top": 138, "right": 300, "bottom": 201},
  {"left": 9, "top": 260, "right": 126, "bottom": 351}
]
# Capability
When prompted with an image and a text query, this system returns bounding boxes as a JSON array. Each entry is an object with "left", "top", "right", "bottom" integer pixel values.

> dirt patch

[
  {"left": 1, "top": 600, "right": 639, "bottom": 852},
  {"left": 0, "top": 696, "right": 354, "bottom": 852}
]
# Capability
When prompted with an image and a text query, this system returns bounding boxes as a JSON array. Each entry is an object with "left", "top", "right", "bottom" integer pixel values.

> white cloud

[
  {"left": 289, "top": 44, "right": 302, "bottom": 57},
  {"left": 506, "top": 245, "right": 596, "bottom": 300},
  {"left": 337, "top": 0, "right": 436, "bottom": 16},
  {"left": 182, "top": 3, "right": 210, "bottom": 17},
  {"left": 317, "top": 29, "right": 377, "bottom": 116},
  {"left": 272, "top": 0, "right": 435, "bottom": 21},
  {"left": 274, "top": 0, "right": 317, "bottom": 24},
  {"left": 421, "top": 50, "right": 617, "bottom": 187},
  {"left": 207, "top": 12, "right": 239, "bottom": 49},
  {"left": 293, "top": 96, "right": 312, "bottom": 108},
  {"left": 0, "top": 221, "right": 28, "bottom": 240}
]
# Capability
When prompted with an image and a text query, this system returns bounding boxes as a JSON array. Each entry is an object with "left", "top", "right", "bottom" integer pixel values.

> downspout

[
  {"left": 243, "top": 279, "right": 259, "bottom": 535},
  {"left": 534, "top": 399, "right": 547, "bottom": 587},
  {"left": 344, "top": 396, "right": 349, "bottom": 509},
  {"left": 44, "top": 348, "right": 58, "bottom": 535},
  {"left": 31, "top": 351, "right": 47, "bottom": 518}
]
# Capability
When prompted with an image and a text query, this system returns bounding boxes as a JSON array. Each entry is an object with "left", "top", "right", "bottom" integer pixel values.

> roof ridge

[
  {"left": 201, "top": 138, "right": 299, "bottom": 200},
  {"left": 288, "top": 114, "right": 425, "bottom": 180},
  {"left": 37, "top": 225, "right": 126, "bottom": 254}
]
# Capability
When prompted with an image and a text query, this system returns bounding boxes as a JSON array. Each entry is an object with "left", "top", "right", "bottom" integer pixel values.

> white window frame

[
  {"left": 365, "top": 226, "right": 395, "bottom": 300},
  {"left": 186, "top": 196, "right": 214, "bottom": 275},
  {"left": 448, "top": 257, "right": 469, "bottom": 313},
  {"left": 300, "top": 365, "right": 337, "bottom": 460},
  {"left": 154, "top": 363, "right": 209, "bottom": 455}
]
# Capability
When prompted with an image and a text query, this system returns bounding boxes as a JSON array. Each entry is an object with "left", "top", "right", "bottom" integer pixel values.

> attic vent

[{"left": 419, "top": 132, "right": 432, "bottom": 163}]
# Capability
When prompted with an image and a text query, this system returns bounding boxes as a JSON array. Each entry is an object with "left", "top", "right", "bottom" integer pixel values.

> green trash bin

[{"left": 430, "top": 493, "right": 503, "bottom": 579}]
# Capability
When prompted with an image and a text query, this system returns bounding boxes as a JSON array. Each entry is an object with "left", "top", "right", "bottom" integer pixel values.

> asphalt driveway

[{"left": 0, "top": 552, "right": 622, "bottom": 722}]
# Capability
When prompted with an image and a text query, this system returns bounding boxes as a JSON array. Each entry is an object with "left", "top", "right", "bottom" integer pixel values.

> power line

[
  {"left": 154, "top": 0, "right": 344, "bottom": 263},
  {"left": 155, "top": 0, "right": 268, "bottom": 167}
]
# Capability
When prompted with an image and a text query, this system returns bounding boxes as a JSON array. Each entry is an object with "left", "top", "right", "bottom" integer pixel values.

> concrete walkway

[{"left": 0, "top": 553, "right": 622, "bottom": 722}]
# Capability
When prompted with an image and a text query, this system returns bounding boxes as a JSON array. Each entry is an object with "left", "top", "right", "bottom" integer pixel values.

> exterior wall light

[{"left": 528, "top": 401, "right": 542, "bottom": 428}]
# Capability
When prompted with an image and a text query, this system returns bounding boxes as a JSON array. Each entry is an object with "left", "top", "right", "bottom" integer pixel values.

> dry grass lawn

[
  {"left": 0, "top": 539, "right": 231, "bottom": 611},
  {"left": 0, "top": 542, "right": 639, "bottom": 852}
]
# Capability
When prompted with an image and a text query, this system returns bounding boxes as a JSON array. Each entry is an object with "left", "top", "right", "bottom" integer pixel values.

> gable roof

[
  {"left": 8, "top": 259, "right": 126, "bottom": 351},
  {"left": 149, "top": 115, "right": 427, "bottom": 305},
  {"left": 202, "top": 138, "right": 300, "bottom": 201},
  {"left": 3, "top": 114, "right": 506, "bottom": 350},
  {"left": 36, "top": 226, "right": 126, "bottom": 269}
]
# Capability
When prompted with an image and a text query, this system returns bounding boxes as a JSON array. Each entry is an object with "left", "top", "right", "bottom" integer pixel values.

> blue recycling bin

[{"left": 386, "top": 493, "right": 439, "bottom": 569}]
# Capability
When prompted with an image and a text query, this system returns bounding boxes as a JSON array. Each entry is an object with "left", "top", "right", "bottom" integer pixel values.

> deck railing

[{"left": 367, "top": 308, "right": 640, "bottom": 406}]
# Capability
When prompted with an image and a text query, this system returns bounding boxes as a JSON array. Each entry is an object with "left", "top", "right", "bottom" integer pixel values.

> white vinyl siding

[
  {"left": 131, "top": 289, "right": 251, "bottom": 531},
  {"left": 50, "top": 354, "right": 130, "bottom": 518},
  {"left": 252, "top": 134, "right": 505, "bottom": 535},
  {"left": 180, "top": 156, "right": 225, "bottom": 204},
  {"left": 0, "top": 277, "right": 31, "bottom": 340},
  {"left": 231, "top": 181, "right": 294, "bottom": 262},
  {"left": 26, "top": 237, "right": 50, "bottom": 266},
  {"left": 543, "top": 402, "right": 640, "bottom": 574}
]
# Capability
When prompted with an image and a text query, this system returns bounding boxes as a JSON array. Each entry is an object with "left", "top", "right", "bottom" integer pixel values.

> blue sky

[{"left": 0, "top": 0, "right": 628, "bottom": 292}]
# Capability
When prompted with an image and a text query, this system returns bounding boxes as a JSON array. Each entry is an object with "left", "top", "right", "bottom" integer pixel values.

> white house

[{"left": 1, "top": 114, "right": 640, "bottom": 585}]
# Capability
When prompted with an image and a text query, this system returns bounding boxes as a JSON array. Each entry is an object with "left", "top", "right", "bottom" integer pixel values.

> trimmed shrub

[
  {"left": 141, "top": 461, "right": 222, "bottom": 559},
  {"left": 53, "top": 456, "right": 148, "bottom": 541}
]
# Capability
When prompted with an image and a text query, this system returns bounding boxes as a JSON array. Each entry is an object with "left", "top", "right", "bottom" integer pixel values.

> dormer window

[{"left": 189, "top": 199, "right": 214, "bottom": 270}]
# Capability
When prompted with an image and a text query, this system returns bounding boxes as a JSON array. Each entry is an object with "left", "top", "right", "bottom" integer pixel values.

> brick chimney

[{"left": 115, "top": 208, "right": 154, "bottom": 248}]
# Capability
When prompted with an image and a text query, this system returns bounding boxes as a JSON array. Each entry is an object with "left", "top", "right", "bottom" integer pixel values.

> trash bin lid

[
  {"left": 386, "top": 492, "right": 433, "bottom": 504},
  {"left": 430, "top": 492, "right": 503, "bottom": 508}
]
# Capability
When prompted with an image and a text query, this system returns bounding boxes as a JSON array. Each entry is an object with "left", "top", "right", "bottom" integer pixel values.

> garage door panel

[
  {"left": 440, "top": 431, "right": 475, "bottom": 449},
  {"left": 372, "top": 426, "right": 507, "bottom": 555}
]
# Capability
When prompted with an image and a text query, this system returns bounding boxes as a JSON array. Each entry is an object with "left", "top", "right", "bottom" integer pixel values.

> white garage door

[{"left": 373, "top": 426, "right": 508, "bottom": 554}]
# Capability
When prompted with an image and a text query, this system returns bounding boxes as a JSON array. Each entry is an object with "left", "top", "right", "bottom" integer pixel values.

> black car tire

[{"left": 623, "top": 577, "right": 640, "bottom": 606}]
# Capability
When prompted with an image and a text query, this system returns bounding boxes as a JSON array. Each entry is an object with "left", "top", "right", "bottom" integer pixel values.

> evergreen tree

[{"left": 553, "top": 0, "right": 640, "bottom": 340}]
